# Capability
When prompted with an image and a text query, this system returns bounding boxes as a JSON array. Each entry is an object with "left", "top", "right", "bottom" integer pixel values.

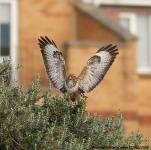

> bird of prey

[{"left": 38, "top": 36, "right": 119, "bottom": 103}]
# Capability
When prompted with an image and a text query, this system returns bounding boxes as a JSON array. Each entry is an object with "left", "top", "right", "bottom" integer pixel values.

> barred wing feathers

[
  {"left": 78, "top": 44, "right": 118, "bottom": 93},
  {"left": 38, "top": 36, "right": 67, "bottom": 91}
]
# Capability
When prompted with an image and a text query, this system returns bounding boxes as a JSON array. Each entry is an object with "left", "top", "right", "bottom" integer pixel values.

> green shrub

[{"left": 0, "top": 59, "right": 150, "bottom": 150}]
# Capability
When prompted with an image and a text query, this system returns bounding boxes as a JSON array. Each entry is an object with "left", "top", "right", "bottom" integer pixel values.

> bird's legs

[
  {"left": 67, "top": 92, "right": 80, "bottom": 103},
  {"left": 75, "top": 91, "right": 80, "bottom": 102},
  {"left": 67, "top": 96, "right": 72, "bottom": 104}
]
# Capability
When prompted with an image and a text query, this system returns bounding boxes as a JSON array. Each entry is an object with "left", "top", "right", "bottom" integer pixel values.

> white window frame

[
  {"left": 119, "top": 13, "right": 137, "bottom": 35},
  {"left": 82, "top": 0, "right": 151, "bottom": 6},
  {"left": 139, "top": 15, "right": 151, "bottom": 75},
  {"left": 119, "top": 13, "right": 151, "bottom": 75},
  {"left": 0, "top": 0, "right": 18, "bottom": 82}
]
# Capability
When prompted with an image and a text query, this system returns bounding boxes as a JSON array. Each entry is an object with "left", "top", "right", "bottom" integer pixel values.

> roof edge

[{"left": 74, "top": 0, "right": 137, "bottom": 41}]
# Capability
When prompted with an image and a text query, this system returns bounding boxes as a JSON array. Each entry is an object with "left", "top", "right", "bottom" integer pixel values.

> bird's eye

[
  {"left": 89, "top": 58, "right": 93, "bottom": 62},
  {"left": 88, "top": 59, "right": 92, "bottom": 64}
]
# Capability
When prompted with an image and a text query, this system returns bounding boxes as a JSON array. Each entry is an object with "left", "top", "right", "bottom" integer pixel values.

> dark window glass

[
  {"left": 0, "top": 4, "right": 11, "bottom": 85},
  {"left": 1, "top": 24, "right": 10, "bottom": 56},
  {"left": 0, "top": 4, "right": 10, "bottom": 57}
]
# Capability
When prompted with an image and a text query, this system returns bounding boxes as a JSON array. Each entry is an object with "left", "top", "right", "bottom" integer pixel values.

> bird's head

[{"left": 68, "top": 74, "right": 76, "bottom": 81}]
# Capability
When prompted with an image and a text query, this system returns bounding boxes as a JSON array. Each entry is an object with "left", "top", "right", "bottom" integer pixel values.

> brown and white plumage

[
  {"left": 78, "top": 44, "right": 118, "bottom": 93},
  {"left": 38, "top": 36, "right": 67, "bottom": 91},
  {"left": 38, "top": 36, "right": 119, "bottom": 103}
]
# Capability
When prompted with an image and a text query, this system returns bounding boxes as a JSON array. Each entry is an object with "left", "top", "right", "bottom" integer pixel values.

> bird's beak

[{"left": 69, "top": 77, "right": 72, "bottom": 80}]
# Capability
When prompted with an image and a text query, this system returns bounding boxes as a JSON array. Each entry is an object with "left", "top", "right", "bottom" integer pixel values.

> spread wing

[
  {"left": 38, "top": 36, "right": 67, "bottom": 92},
  {"left": 78, "top": 44, "right": 118, "bottom": 93}
]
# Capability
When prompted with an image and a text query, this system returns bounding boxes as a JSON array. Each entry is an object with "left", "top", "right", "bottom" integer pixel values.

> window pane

[
  {"left": 136, "top": 14, "right": 149, "bottom": 68},
  {"left": 120, "top": 18, "right": 130, "bottom": 31},
  {"left": 0, "top": 4, "right": 10, "bottom": 23},
  {"left": 1, "top": 24, "right": 10, "bottom": 56},
  {"left": 0, "top": 4, "right": 10, "bottom": 56}
]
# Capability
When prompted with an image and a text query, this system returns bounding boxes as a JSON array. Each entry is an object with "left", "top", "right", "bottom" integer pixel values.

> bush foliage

[{"left": 0, "top": 58, "right": 150, "bottom": 150}]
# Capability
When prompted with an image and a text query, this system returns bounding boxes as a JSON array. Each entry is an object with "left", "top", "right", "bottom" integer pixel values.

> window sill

[{"left": 137, "top": 68, "right": 151, "bottom": 76}]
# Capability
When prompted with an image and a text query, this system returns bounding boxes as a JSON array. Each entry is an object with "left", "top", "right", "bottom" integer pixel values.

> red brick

[
  {"left": 140, "top": 116, "right": 151, "bottom": 125},
  {"left": 76, "top": 8, "right": 122, "bottom": 42},
  {"left": 123, "top": 111, "right": 137, "bottom": 120}
]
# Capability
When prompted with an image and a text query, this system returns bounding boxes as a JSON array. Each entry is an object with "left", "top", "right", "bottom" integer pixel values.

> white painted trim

[
  {"left": 119, "top": 13, "right": 151, "bottom": 75},
  {"left": 10, "top": 0, "right": 18, "bottom": 82},
  {"left": 149, "top": 15, "right": 151, "bottom": 70},
  {"left": 0, "top": 0, "right": 18, "bottom": 82},
  {"left": 0, "top": 0, "right": 12, "bottom": 2},
  {"left": 119, "top": 13, "right": 137, "bottom": 35},
  {"left": 82, "top": 0, "right": 93, "bottom": 3},
  {"left": 82, "top": 0, "right": 151, "bottom": 6},
  {"left": 136, "top": 15, "right": 151, "bottom": 75},
  {"left": 137, "top": 68, "right": 151, "bottom": 75}
]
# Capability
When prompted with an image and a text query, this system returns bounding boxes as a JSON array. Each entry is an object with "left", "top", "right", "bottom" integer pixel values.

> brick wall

[
  {"left": 101, "top": 6, "right": 151, "bottom": 21},
  {"left": 75, "top": 8, "right": 122, "bottom": 42},
  {"left": 19, "top": 0, "right": 72, "bottom": 88}
]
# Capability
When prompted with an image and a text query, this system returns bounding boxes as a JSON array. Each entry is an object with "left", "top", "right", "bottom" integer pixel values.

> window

[
  {"left": 119, "top": 13, "right": 151, "bottom": 75},
  {"left": 0, "top": 4, "right": 10, "bottom": 56},
  {"left": 120, "top": 18, "right": 130, "bottom": 31},
  {"left": 119, "top": 13, "right": 137, "bottom": 35},
  {"left": 0, "top": 0, "right": 18, "bottom": 82},
  {"left": 82, "top": 0, "right": 151, "bottom": 6}
]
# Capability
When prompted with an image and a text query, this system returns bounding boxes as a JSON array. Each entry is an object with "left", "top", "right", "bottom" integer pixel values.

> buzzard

[{"left": 38, "top": 36, "right": 119, "bottom": 103}]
